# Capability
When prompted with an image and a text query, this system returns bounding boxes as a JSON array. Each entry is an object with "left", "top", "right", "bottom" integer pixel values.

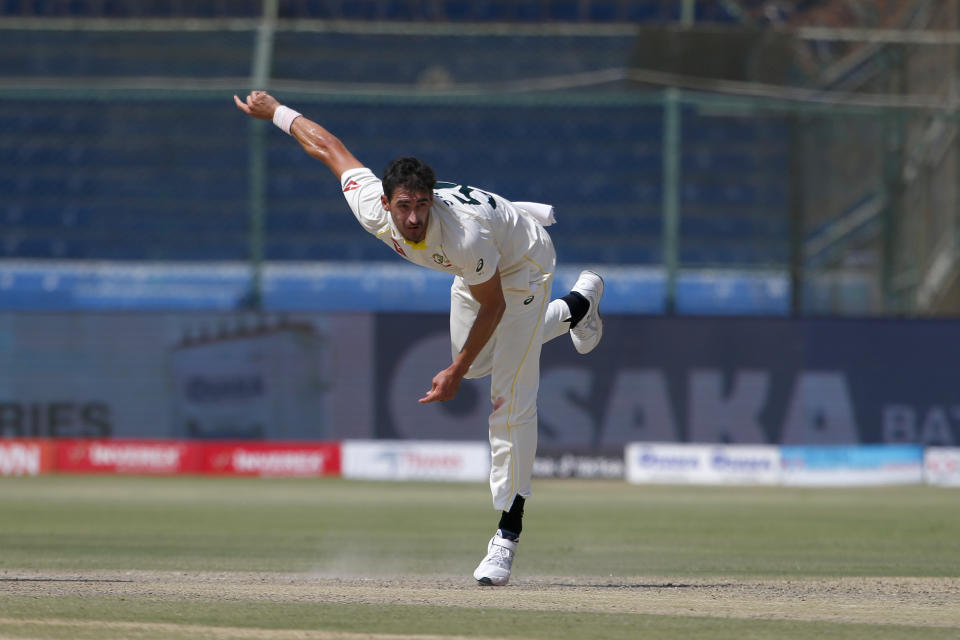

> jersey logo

[
  {"left": 476, "top": 258, "right": 484, "bottom": 273},
  {"left": 343, "top": 180, "right": 360, "bottom": 192},
  {"left": 391, "top": 238, "right": 407, "bottom": 257},
  {"left": 432, "top": 253, "right": 451, "bottom": 267},
  {"left": 523, "top": 295, "right": 535, "bottom": 305}
]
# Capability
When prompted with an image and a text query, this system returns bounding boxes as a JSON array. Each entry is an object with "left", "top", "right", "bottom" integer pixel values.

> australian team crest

[{"left": 432, "top": 253, "right": 452, "bottom": 267}]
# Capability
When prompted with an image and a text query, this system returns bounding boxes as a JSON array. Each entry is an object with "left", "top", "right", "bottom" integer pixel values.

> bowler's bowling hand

[{"left": 234, "top": 90, "right": 280, "bottom": 121}]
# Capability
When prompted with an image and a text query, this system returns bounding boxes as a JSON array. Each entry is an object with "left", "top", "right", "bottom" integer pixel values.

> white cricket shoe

[
  {"left": 473, "top": 530, "right": 517, "bottom": 586},
  {"left": 570, "top": 270, "right": 604, "bottom": 354}
]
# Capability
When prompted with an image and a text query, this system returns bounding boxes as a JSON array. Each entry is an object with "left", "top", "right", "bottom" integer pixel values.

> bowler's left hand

[{"left": 419, "top": 366, "right": 463, "bottom": 403}]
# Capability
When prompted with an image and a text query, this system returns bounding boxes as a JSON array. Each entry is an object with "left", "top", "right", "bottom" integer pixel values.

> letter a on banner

[{"left": 780, "top": 372, "right": 858, "bottom": 444}]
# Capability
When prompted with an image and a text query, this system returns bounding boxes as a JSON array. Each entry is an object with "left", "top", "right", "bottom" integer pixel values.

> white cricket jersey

[{"left": 340, "top": 167, "right": 553, "bottom": 289}]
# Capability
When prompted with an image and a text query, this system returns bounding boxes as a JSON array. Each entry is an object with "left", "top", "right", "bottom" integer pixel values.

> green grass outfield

[{"left": 0, "top": 475, "right": 958, "bottom": 639}]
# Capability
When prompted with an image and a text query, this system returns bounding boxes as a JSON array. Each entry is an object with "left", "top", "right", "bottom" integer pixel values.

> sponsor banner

[
  {"left": 56, "top": 439, "right": 203, "bottom": 474},
  {"left": 203, "top": 442, "right": 341, "bottom": 477},
  {"left": 924, "top": 447, "right": 960, "bottom": 487},
  {"left": 0, "top": 312, "right": 372, "bottom": 442},
  {"left": 780, "top": 445, "right": 924, "bottom": 487},
  {"left": 6, "top": 311, "right": 960, "bottom": 451},
  {"left": 0, "top": 439, "right": 55, "bottom": 476},
  {"left": 533, "top": 454, "right": 625, "bottom": 479},
  {"left": 342, "top": 440, "right": 489, "bottom": 482},
  {"left": 376, "top": 314, "right": 960, "bottom": 452},
  {"left": 625, "top": 443, "right": 781, "bottom": 485}
]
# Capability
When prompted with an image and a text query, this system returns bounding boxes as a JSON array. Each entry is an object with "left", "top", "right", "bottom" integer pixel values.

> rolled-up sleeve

[{"left": 341, "top": 167, "right": 389, "bottom": 235}]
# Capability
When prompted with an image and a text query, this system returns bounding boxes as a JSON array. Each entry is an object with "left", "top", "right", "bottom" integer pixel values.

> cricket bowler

[{"left": 235, "top": 90, "right": 604, "bottom": 586}]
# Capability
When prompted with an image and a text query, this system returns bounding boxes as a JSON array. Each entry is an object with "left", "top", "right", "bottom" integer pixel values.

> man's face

[{"left": 382, "top": 187, "right": 432, "bottom": 243}]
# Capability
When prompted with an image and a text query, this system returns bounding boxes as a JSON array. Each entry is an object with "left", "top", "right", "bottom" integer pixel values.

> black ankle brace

[
  {"left": 561, "top": 291, "right": 590, "bottom": 328},
  {"left": 498, "top": 495, "right": 525, "bottom": 540}
]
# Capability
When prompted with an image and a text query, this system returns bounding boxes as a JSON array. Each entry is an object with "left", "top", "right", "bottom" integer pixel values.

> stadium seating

[
  {"left": 0, "top": 96, "right": 790, "bottom": 266},
  {"left": 0, "top": 0, "right": 746, "bottom": 22},
  {"left": 0, "top": 3, "right": 791, "bottom": 269}
]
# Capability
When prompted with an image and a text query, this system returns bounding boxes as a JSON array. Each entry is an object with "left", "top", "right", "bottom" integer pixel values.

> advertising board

[
  {"left": 625, "top": 443, "right": 781, "bottom": 485},
  {"left": 780, "top": 445, "right": 924, "bottom": 486},
  {"left": 0, "top": 439, "right": 54, "bottom": 476},
  {"left": 202, "top": 442, "right": 342, "bottom": 477},
  {"left": 56, "top": 439, "right": 202, "bottom": 474},
  {"left": 0, "top": 312, "right": 372, "bottom": 441},
  {"left": 375, "top": 315, "right": 960, "bottom": 453},
  {"left": 342, "top": 440, "right": 489, "bottom": 482},
  {"left": 2, "top": 312, "right": 960, "bottom": 455},
  {"left": 924, "top": 447, "right": 960, "bottom": 487},
  {"left": 532, "top": 454, "right": 625, "bottom": 478}
]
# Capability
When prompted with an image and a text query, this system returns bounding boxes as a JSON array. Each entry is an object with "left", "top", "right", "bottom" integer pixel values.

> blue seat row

[
  {"left": 272, "top": 32, "right": 636, "bottom": 84},
  {"left": 0, "top": 0, "right": 743, "bottom": 22},
  {"left": 2, "top": 223, "right": 787, "bottom": 265},
  {"left": 2, "top": 94, "right": 790, "bottom": 265},
  {"left": 0, "top": 31, "right": 252, "bottom": 77}
]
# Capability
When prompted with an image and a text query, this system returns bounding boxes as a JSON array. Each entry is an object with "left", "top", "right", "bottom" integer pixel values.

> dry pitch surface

[{"left": 2, "top": 569, "right": 959, "bottom": 638}]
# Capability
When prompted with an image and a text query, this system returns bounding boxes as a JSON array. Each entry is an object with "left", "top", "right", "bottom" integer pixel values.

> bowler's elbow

[{"left": 489, "top": 295, "right": 507, "bottom": 323}]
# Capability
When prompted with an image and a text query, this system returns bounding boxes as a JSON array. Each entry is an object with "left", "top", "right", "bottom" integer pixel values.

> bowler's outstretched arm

[{"left": 234, "top": 90, "right": 363, "bottom": 178}]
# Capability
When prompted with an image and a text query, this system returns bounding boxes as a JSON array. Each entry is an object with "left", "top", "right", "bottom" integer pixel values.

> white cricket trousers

[{"left": 449, "top": 252, "right": 571, "bottom": 513}]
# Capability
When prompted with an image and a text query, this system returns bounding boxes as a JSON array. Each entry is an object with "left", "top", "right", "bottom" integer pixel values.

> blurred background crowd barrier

[{"left": 1, "top": 0, "right": 957, "bottom": 315}]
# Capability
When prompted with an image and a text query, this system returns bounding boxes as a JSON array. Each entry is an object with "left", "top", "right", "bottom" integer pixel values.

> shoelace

[{"left": 488, "top": 544, "right": 514, "bottom": 568}]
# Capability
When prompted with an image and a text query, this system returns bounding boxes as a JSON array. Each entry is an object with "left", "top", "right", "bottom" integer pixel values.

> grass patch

[
  {"left": 1, "top": 476, "right": 958, "bottom": 639},
  {"left": 1, "top": 477, "right": 957, "bottom": 577},
  {"left": 1, "top": 596, "right": 957, "bottom": 640}
]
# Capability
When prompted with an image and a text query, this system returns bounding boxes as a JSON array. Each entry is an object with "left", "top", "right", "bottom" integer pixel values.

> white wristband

[{"left": 272, "top": 105, "right": 301, "bottom": 135}]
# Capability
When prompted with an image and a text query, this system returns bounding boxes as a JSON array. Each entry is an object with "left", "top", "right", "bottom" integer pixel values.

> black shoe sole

[{"left": 476, "top": 577, "right": 508, "bottom": 586}]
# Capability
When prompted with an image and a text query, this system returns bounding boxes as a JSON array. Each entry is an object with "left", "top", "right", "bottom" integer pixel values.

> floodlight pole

[
  {"left": 662, "top": 87, "right": 681, "bottom": 314},
  {"left": 245, "top": 0, "right": 278, "bottom": 310},
  {"left": 680, "top": 0, "right": 696, "bottom": 27}
]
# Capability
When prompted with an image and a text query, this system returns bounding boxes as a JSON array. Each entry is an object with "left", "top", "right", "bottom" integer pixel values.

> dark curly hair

[{"left": 382, "top": 156, "right": 436, "bottom": 200}]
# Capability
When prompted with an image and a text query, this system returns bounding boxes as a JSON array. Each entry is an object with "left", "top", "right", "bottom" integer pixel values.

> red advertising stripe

[
  {"left": 202, "top": 441, "right": 341, "bottom": 477},
  {"left": 56, "top": 439, "right": 204, "bottom": 474},
  {"left": 0, "top": 439, "right": 56, "bottom": 476}
]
